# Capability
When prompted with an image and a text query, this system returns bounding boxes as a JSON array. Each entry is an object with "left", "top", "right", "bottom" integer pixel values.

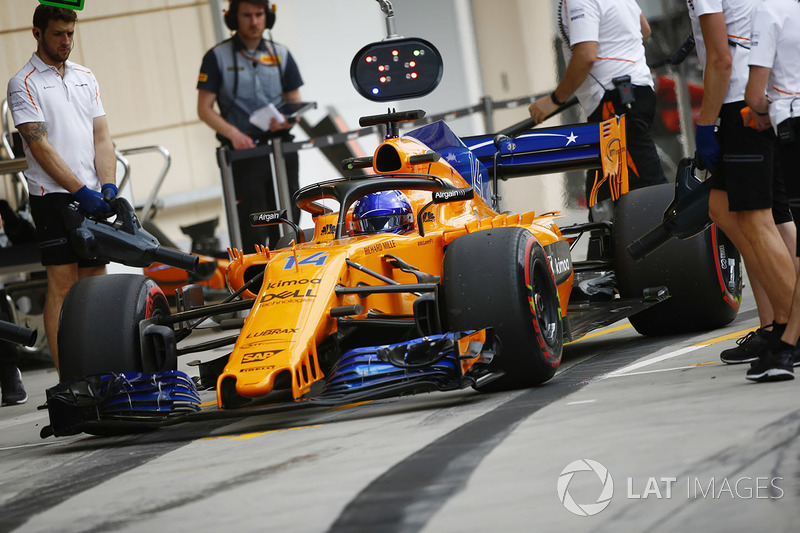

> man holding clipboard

[{"left": 197, "top": 0, "right": 306, "bottom": 251}]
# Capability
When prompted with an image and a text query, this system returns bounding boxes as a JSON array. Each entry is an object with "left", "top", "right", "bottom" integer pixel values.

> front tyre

[
  {"left": 443, "top": 227, "right": 563, "bottom": 391},
  {"left": 58, "top": 274, "right": 172, "bottom": 382}
]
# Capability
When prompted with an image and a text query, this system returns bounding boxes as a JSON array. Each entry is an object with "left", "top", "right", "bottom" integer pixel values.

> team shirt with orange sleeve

[
  {"left": 686, "top": 0, "right": 760, "bottom": 104},
  {"left": 748, "top": 0, "right": 800, "bottom": 132},
  {"left": 7, "top": 53, "right": 105, "bottom": 196},
  {"left": 558, "top": 0, "right": 654, "bottom": 114}
]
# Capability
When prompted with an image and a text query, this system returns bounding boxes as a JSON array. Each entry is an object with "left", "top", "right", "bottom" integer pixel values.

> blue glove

[
  {"left": 695, "top": 123, "right": 720, "bottom": 169},
  {"left": 101, "top": 183, "right": 118, "bottom": 202},
  {"left": 73, "top": 185, "right": 111, "bottom": 216}
]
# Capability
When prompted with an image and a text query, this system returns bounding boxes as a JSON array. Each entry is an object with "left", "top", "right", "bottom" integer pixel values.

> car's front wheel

[
  {"left": 443, "top": 227, "right": 563, "bottom": 391},
  {"left": 58, "top": 274, "right": 172, "bottom": 382}
]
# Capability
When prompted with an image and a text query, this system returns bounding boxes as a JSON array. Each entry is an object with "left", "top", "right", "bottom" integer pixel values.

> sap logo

[
  {"left": 245, "top": 328, "right": 298, "bottom": 339},
  {"left": 265, "top": 278, "right": 321, "bottom": 290},
  {"left": 283, "top": 252, "right": 329, "bottom": 270},
  {"left": 260, "top": 288, "right": 315, "bottom": 303},
  {"left": 241, "top": 350, "right": 282, "bottom": 364},
  {"left": 321, "top": 224, "right": 336, "bottom": 235}
]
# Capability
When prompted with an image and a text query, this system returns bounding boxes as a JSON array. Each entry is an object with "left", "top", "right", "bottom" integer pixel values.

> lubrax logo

[
  {"left": 265, "top": 278, "right": 322, "bottom": 290},
  {"left": 321, "top": 224, "right": 336, "bottom": 235},
  {"left": 241, "top": 350, "right": 282, "bottom": 364},
  {"left": 246, "top": 328, "right": 298, "bottom": 338},
  {"left": 422, "top": 212, "right": 435, "bottom": 222}
]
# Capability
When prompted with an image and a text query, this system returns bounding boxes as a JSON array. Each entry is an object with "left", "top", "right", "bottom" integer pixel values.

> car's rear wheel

[
  {"left": 443, "top": 227, "right": 563, "bottom": 391},
  {"left": 58, "top": 274, "right": 172, "bottom": 381},
  {"left": 613, "top": 183, "right": 741, "bottom": 335}
]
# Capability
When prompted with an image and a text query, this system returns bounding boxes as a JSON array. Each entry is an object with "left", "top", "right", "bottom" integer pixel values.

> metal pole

[
  {"left": 271, "top": 138, "right": 294, "bottom": 224},
  {"left": 208, "top": 0, "right": 228, "bottom": 44},
  {"left": 377, "top": 0, "right": 400, "bottom": 39},
  {"left": 216, "top": 146, "right": 243, "bottom": 250},
  {"left": 481, "top": 95, "right": 495, "bottom": 134},
  {"left": 675, "top": 63, "right": 695, "bottom": 159}
]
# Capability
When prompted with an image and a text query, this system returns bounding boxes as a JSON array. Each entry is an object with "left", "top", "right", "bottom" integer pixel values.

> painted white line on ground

[
  {"left": 591, "top": 326, "right": 754, "bottom": 382},
  {"left": 603, "top": 364, "right": 714, "bottom": 378},
  {"left": 566, "top": 400, "right": 597, "bottom": 405},
  {"left": 0, "top": 441, "right": 64, "bottom": 452},
  {"left": 0, "top": 411, "right": 48, "bottom": 431},
  {"left": 598, "top": 346, "right": 705, "bottom": 380}
]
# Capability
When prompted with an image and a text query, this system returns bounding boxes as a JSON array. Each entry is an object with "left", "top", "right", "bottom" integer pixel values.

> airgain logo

[{"left": 557, "top": 459, "right": 614, "bottom": 516}]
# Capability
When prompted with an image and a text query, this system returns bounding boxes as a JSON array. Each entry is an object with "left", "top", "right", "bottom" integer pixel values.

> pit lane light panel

[{"left": 351, "top": 37, "right": 443, "bottom": 102}]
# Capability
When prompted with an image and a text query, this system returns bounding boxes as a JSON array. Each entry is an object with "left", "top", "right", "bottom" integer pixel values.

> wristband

[{"left": 550, "top": 91, "right": 565, "bottom": 106}]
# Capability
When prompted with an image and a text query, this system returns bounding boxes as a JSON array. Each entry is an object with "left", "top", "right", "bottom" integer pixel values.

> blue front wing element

[
  {"left": 43, "top": 370, "right": 201, "bottom": 437},
  {"left": 321, "top": 332, "right": 488, "bottom": 400}
]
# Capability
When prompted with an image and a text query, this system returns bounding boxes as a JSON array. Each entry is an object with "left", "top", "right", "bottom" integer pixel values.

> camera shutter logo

[{"left": 557, "top": 459, "right": 614, "bottom": 516}]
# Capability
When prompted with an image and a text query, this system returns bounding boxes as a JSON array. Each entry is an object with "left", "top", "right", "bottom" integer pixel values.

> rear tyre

[
  {"left": 58, "top": 274, "right": 172, "bottom": 381},
  {"left": 614, "top": 183, "right": 741, "bottom": 335},
  {"left": 443, "top": 227, "right": 563, "bottom": 391}
]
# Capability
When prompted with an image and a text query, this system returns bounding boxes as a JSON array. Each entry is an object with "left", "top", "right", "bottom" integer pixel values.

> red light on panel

[
  {"left": 409, "top": 61, "right": 416, "bottom": 68},
  {"left": 366, "top": 56, "right": 373, "bottom": 63},
  {"left": 392, "top": 50, "right": 399, "bottom": 56},
  {"left": 410, "top": 72, "right": 418, "bottom": 79},
  {"left": 378, "top": 65, "right": 385, "bottom": 72},
  {"left": 380, "top": 76, "right": 387, "bottom": 83}
]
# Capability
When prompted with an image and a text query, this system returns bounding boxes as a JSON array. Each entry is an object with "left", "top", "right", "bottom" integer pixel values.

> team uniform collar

[
  {"left": 30, "top": 51, "right": 74, "bottom": 76},
  {"left": 232, "top": 33, "right": 268, "bottom": 53}
]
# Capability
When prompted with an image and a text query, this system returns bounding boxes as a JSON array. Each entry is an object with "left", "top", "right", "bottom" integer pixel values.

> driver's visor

[{"left": 353, "top": 213, "right": 413, "bottom": 234}]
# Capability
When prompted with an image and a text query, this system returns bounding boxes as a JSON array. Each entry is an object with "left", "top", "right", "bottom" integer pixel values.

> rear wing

[{"left": 463, "top": 116, "right": 629, "bottom": 206}]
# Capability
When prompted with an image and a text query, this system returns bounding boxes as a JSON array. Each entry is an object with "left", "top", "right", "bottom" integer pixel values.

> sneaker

[
  {"left": 721, "top": 328, "right": 769, "bottom": 364},
  {"left": 0, "top": 367, "right": 28, "bottom": 406},
  {"left": 746, "top": 348, "right": 795, "bottom": 382}
]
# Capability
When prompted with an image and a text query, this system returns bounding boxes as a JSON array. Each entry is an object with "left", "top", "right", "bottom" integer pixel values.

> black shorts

[
  {"left": 28, "top": 193, "right": 108, "bottom": 267},
  {"left": 712, "top": 101, "right": 775, "bottom": 212},
  {"left": 772, "top": 148, "right": 792, "bottom": 225},
  {"left": 777, "top": 118, "right": 800, "bottom": 253}
]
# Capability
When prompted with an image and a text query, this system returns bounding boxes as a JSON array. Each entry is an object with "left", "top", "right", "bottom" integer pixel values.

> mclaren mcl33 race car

[{"left": 41, "top": 104, "right": 741, "bottom": 438}]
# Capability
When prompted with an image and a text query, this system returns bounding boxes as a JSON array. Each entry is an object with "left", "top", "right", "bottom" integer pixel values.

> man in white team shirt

[
  {"left": 743, "top": 0, "right": 800, "bottom": 381},
  {"left": 529, "top": 0, "right": 667, "bottom": 220},
  {"left": 687, "top": 0, "right": 796, "bottom": 367},
  {"left": 6, "top": 5, "right": 117, "bottom": 370}
]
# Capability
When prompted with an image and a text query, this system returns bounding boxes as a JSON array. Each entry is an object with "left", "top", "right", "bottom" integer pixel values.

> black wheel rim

[{"left": 531, "top": 259, "right": 560, "bottom": 347}]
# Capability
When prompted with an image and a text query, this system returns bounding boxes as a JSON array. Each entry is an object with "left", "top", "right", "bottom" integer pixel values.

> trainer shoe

[
  {"left": 746, "top": 347, "right": 795, "bottom": 382},
  {"left": 721, "top": 328, "right": 769, "bottom": 364},
  {"left": 0, "top": 367, "right": 28, "bottom": 406}
]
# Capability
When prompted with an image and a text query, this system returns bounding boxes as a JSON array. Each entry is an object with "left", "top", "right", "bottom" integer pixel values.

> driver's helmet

[{"left": 352, "top": 190, "right": 414, "bottom": 235}]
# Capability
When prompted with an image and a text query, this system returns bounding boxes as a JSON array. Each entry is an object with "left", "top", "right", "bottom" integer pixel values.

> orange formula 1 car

[
  {"left": 41, "top": 37, "right": 740, "bottom": 437},
  {"left": 41, "top": 105, "right": 740, "bottom": 437}
]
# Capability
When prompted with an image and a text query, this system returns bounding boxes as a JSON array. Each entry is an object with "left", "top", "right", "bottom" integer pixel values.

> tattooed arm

[{"left": 18, "top": 121, "right": 85, "bottom": 193}]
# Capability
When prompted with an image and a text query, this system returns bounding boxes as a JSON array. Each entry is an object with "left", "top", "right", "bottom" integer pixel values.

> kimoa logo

[{"left": 557, "top": 459, "right": 614, "bottom": 517}]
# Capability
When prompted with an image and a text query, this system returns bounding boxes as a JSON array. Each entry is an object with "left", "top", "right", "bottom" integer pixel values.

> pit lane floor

[{"left": 0, "top": 281, "right": 797, "bottom": 533}]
